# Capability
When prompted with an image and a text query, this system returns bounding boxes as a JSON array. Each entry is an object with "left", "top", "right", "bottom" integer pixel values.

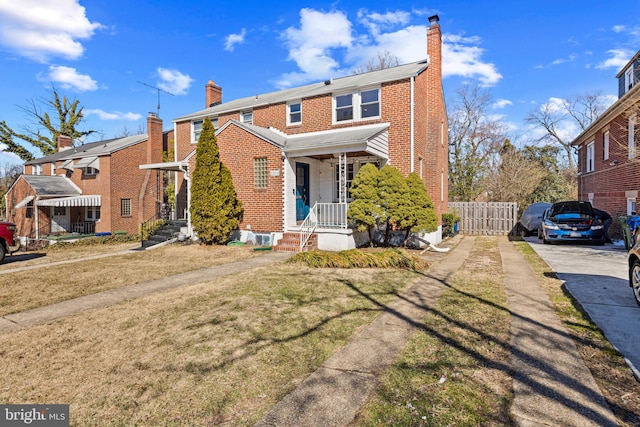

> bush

[{"left": 287, "top": 248, "right": 425, "bottom": 270}]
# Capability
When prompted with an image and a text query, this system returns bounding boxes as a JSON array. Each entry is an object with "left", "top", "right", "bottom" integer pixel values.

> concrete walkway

[
  {"left": 0, "top": 250, "right": 292, "bottom": 333},
  {"left": 0, "top": 236, "right": 620, "bottom": 425}
]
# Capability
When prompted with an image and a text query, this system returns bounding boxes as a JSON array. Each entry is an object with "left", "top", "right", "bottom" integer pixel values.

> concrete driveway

[{"left": 524, "top": 236, "right": 640, "bottom": 378}]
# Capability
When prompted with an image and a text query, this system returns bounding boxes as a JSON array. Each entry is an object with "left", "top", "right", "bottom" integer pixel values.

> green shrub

[{"left": 287, "top": 248, "right": 424, "bottom": 270}]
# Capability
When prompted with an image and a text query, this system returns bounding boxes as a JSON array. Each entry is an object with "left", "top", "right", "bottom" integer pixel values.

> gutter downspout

[
  {"left": 179, "top": 164, "right": 191, "bottom": 238},
  {"left": 35, "top": 196, "right": 39, "bottom": 240},
  {"left": 410, "top": 76, "right": 415, "bottom": 173}
]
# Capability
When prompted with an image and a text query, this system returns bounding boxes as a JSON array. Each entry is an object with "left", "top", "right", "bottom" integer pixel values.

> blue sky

[{"left": 0, "top": 0, "right": 639, "bottom": 166}]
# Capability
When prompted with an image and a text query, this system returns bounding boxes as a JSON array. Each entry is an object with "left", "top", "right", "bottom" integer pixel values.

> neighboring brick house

[
  {"left": 5, "top": 113, "right": 173, "bottom": 240},
  {"left": 152, "top": 15, "right": 448, "bottom": 250},
  {"left": 572, "top": 50, "right": 640, "bottom": 238}
]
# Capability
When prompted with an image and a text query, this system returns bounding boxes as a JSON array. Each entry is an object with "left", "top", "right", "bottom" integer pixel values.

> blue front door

[{"left": 296, "top": 162, "right": 310, "bottom": 221}]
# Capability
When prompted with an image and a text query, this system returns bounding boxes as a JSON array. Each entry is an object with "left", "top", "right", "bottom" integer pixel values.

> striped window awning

[
  {"left": 73, "top": 156, "right": 100, "bottom": 170},
  {"left": 37, "top": 195, "right": 101, "bottom": 207}
]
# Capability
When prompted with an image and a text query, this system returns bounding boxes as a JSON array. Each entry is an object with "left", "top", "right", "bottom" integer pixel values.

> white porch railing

[{"left": 299, "top": 202, "right": 349, "bottom": 249}]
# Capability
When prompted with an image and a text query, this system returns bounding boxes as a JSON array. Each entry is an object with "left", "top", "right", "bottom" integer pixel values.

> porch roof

[
  {"left": 37, "top": 195, "right": 101, "bottom": 207},
  {"left": 222, "top": 120, "right": 390, "bottom": 159},
  {"left": 139, "top": 160, "right": 189, "bottom": 172}
]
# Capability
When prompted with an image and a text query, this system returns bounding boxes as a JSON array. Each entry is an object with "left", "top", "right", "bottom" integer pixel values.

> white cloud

[
  {"left": 84, "top": 109, "right": 141, "bottom": 121},
  {"left": 493, "top": 99, "right": 513, "bottom": 109},
  {"left": 38, "top": 65, "right": 97, "bottom": 91},
  {"left": 552, "top": 53, "right": 578, "bottom": 65},
  {"left": 156, "top": 67, "right": 194, "bottom": 95},
  {"left": 0, "top": 0, "right": 103, "bottom": 62},
  {"left": 612, "top": 25, "right": 626, "bottom": 33},
  {"left": 275, "top": 8, "right": 353, "bottom": 87},
  {"left": 442, "top": 33, "right": 501, "bottom": 86},
  {"left": 276, "top": 8, "right": 501, "bottom": 89},
  {"left": 596, "top": 49, "right": 633, "bottom": 69},
  {"left": 224, "top": 28, "right": 247, "bottom": 52}
]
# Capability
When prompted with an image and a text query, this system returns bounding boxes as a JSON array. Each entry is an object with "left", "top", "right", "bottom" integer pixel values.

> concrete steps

[{"left": 274, "top": 232, "right": 318, "bottom": 253}]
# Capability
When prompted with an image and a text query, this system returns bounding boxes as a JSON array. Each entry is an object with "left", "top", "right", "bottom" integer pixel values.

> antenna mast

[{"left": 137, "top": 81, "right": 175, "bottom": 117}]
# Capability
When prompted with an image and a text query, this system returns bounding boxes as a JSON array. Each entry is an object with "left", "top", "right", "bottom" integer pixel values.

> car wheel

[
  {"left": 537, "top": 228, "right": 543, "bottom": 239},
  {"left": 631, "top": 259, "right": 640, "bottom": 307},
  {"left": 0, "top": 244, "right": 6, "bottom": 263}
]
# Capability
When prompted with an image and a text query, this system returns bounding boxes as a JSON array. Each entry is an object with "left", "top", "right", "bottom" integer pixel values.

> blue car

[{"left": 540, "top": 201, "right": 605, "bottom": 245}]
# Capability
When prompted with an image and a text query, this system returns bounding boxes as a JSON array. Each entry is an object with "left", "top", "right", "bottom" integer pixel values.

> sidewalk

[{"left": 0, "top": 250, "right": 292, "bottom": 333}]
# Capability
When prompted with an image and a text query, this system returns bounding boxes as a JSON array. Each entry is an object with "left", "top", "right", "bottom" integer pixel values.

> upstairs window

[
  {"left": 335, "top": 94, "right": 354, "bottom": 122},
  {"left": 360, "top": 89, "right": 380, "bottom": 118},
  {"left": 33, "top": 164, "right": 42, "bottom": 175},
  {"left": 241, "top": 111, "right": 253, "bottom": 125},
  {"left": 626, "top": 67, "right": 635, "bottom": 93},
  {"left": 334, "top": 87, "right": 380, "bottom": 123},
  {"left": 51, "top": 163, "right": 56, "bottom": 175},
  {"left": 629, "top": 114, "right": 637, "bottom": 159},
  {"left": 288, "top": 102, "right": 301, "bottom": 125},
  {"left": 84, "top": 167, "right": 98, "bottom": 176},
  {"left": 586, "top": 141, "right": 595, "bottom": 173},
  {"left": 192, "top": 118, "right": 218, "bottom": 143}
]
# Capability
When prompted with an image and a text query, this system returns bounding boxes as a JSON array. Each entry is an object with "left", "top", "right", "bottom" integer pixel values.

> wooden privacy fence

[{"left": 448, "top": 202, "right": 518, "bottom": 235}]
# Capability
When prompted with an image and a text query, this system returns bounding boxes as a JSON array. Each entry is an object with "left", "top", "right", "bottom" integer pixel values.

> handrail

[
  {"left": 299, "top": 203, "right": 318, "bottom": 250},
  {"left": 140, "top": 213, "right": 166, "bottom": 248}
]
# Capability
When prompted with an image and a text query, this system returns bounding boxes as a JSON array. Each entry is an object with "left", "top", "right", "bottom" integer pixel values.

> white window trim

[
  {"left": 603, "top": 131, "right": 609, "bottom": 161},
  {"left": 629, "top": 198, "right": 637, "bottom": 215},
  {"left": 240, "top": 111, "right": 253, "bottom": 125},
  {"left": 586, "top": 141, "right": 595, "bottom": 173},
  {"left": 287, "top": 101, "right": 302, "bottom": 126},
  {"left": 192, "top": 120, "right": 203, "bottom": 144},
  {"left": 332, "top": 86, "right": 381, "bottom": 124},
  {"left": 626, "top": 67, "right": 635, "bottom": 93},
  {"left": 629, "top": 114, "right": 637, "bottom": 159},
  {"left": 33, "top": 164, "right": 42, "bottom": 176}
]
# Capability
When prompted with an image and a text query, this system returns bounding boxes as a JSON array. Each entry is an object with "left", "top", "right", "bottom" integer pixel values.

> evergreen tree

[
  {"left": 348, "top": 163, "right": 384, "bottom": 247},
  {"left": 377, "top": 165, "right": 410, "bottom": 246},
  {"left": 403, "top": 173, "right": 438, "bottom": 244},
  {"left": 190, "top": 117, "right": 242, "bottom": 244}
]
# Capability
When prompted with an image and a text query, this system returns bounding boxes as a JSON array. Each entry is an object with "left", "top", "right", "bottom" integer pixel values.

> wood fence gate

[{"left": 448, "top": 202, "right": 518, "bottom": 235}]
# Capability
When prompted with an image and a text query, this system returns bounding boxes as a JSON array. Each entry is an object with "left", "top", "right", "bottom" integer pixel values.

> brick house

[
  {"left": 5, "top": 113, "right": 173, "bottom": 241},
  {"left": 572, "top": 50, "right": 640, "bottom": 237},
  {"left": 151, "top": 15, "right": 448, "bottom": 250}
]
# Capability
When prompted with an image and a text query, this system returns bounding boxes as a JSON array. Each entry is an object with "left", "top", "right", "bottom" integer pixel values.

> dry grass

[
  {"left": 353, "top": 236, "right": 512, "bottom": 426},
  {"left": 514, "top": 241, "right": 640, "bottom": 426},
  {"left": 0, "top": 246, "right": 420, "bottom": 426},
  {"left": 0, "top": 243, "right": 260, "bottom": 316}
]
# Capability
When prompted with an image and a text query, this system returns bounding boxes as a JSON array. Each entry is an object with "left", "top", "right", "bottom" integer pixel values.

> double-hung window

[
  {"left": 334, "top": 87, "right": 380, "bottom": 123},
  {"left": 241, "top": 111, "right": 253, "bottom": 125},
  {"left": 288, "top": 102, "right": 301, "bottom": 125},
  {"left": 586, "top": 141, "right": 595, "bottom": 173},
  {"left": 603, "top": 131, "right": 610, "bottom": 160},
  {"left": 629, "top": 114, "right": 637, "bottom": 159},
  {"left": 192, "top": 118, "right": 218, "bottom": 143},
  {"left": 86, "top": 206, "right": 100, "bottom": 221},
  {"left": 626, "top": 67, "right": 635, "bottom": 93}
]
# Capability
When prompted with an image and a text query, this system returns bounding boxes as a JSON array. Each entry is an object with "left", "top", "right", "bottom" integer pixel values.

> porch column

[{"left": 338, "top": 152, "right": 347, "bottom": 203}]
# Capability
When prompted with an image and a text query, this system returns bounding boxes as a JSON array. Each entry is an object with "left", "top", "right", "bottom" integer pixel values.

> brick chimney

[
  {"left": 427, "top": 15, "right": 441, "bottom": 83},
  {"left": 57, "top": 135, "right": 73, "bottom": 152},
  {"left": 205, "top": 80, "right": 222, "bottom": 108},
  {"left": 147, "top": 112, "right": 163, "bottom": 164}
]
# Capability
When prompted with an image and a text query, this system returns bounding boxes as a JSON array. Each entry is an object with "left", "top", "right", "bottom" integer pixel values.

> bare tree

[
  {"left": 0, "top": 86, "right": 96, "bottom": 161},
  {"left": 525, "top": 91, "right": 608, "bottom": 169},
  {"left": 448, "top": 83, "right": 508, "bottom": 201},
  {"left": 114, "top": 123, "right": 146, "bottom": 139},
  {"left": 485, "top": 143, "right": 547, "bottom": 203},
  {"left": 353, "top": 50, "right": 401, "bottom": 74}
]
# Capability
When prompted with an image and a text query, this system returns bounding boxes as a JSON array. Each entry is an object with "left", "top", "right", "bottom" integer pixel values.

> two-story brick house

[
  {"left": 6, "top": 113, "right": 173, "bottom": 241},
  {"left": 153, "top": 15, "right": 448, "bottom": 250},
  {"left": 572, "top": 50, "right": 640, "bottom": 237}
]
